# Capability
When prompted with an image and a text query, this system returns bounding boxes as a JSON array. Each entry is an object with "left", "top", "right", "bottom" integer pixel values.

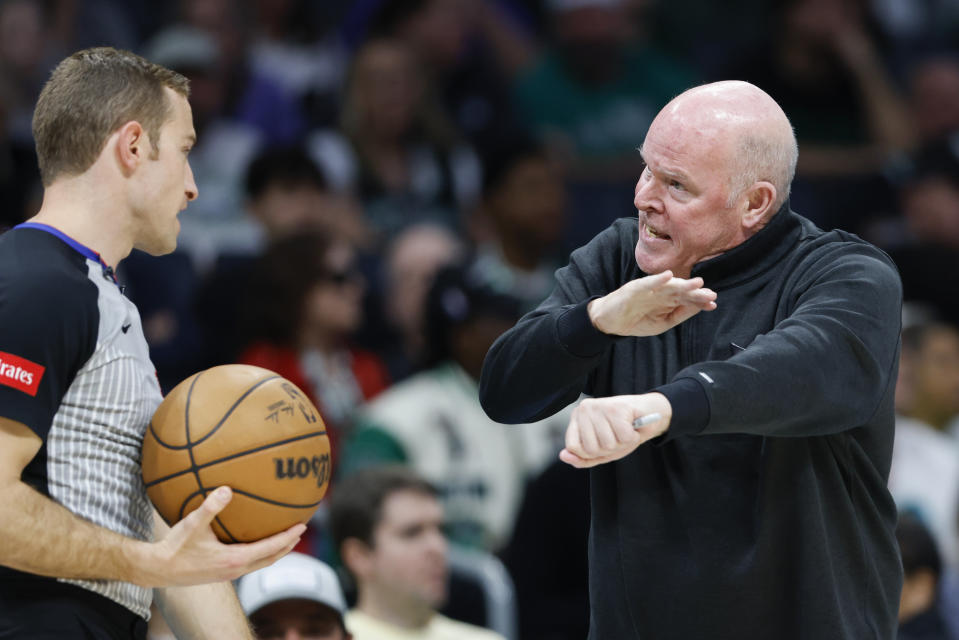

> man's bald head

[{"left": 652, "top": 81, "right": 798, "bottom": 212}]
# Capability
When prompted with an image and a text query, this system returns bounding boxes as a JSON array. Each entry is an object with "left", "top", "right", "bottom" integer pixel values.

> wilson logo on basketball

[
  {"left": 0, "top": 351, "right": 44, "bottom": 397},
  {"left": 274, "top": 453, "right": 331, "bottom": 488}
]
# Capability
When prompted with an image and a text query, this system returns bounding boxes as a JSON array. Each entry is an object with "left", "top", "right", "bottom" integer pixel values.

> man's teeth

[{"left": 646, "top": 224, "right": 666, "bottom": 238}]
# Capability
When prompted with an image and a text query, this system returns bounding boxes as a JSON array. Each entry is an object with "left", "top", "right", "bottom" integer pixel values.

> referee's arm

[{"left": 0, "top": 416, "right": 301, "bottom": 590}]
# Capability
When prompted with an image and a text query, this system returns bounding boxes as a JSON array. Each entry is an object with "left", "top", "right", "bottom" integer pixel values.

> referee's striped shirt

[{"left": 0, "top": 223, "right": 161, "bottom": 620}]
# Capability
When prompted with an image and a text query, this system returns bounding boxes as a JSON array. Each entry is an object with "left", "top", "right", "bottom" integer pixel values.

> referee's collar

[{"left": 15, "top": 222, "right": 119, "bottom": 285}]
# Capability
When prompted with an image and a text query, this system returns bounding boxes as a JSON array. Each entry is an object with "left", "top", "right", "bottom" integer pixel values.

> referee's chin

[{"left": 133, "top": 233, "right": 178, "bottom": 258}]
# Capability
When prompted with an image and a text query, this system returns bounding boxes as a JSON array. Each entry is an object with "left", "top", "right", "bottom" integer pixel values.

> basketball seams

[
  {"left": 178, "top": 372, "right": 280, "bottom": 529},
  {"left": 144, "top": 365, "right": 330, "bottom": 543},
  {"left": 220, "top": 487, "right": 326, "bottom": 510},
  {"left": 142, "top": 430, "right": 328, "bottom": 488},
  {"left": 146, "top": 422, "right": 190, "bottom": 450},
  {"left": 182, "top": 371, "right": 206, "bottom": 524},
  {"left": 189, "top": 374, "right": 281, "bottom": 446}
]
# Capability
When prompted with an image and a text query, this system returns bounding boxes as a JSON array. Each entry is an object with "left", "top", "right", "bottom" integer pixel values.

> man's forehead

[{"left": 379, "top": 490, "right": 442, "bottom": 525}]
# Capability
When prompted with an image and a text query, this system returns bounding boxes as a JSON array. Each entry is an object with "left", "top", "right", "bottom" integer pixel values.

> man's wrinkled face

[{"left": 633, "top": 110, "right": 747, "bottom": 278}]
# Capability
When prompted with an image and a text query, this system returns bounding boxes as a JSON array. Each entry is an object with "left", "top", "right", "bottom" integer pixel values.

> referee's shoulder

[{"left": 0, "top": 228, "right": 98, "bottom": 314}]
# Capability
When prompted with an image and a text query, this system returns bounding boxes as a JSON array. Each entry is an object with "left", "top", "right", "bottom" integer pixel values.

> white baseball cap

[{"left": 238, "top": 552, "right": 347, "bottom": 619}]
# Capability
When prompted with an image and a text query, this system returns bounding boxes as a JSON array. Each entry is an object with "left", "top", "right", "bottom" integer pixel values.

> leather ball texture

[{"left": 142, "top": 364, "right": 330, "bottom": 542}]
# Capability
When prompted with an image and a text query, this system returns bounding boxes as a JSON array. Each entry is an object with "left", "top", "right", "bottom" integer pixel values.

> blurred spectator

[
  {"left": 246, "top": 0, "right": 351, "bottom": 130},
  {"left": 898, "top": 322, "right": 959, "bottom": 433},
  {"left": 308, "top": 37, "right": 482, "bottom": 239},
  {"left": 236, "top": 231, "right": 390, "bottom": 560},
  {"left": 869, "top": 142, "right": 959, "bottom": 325},
  {"left": 871, "top": 0, "right": 959, "bottom": 60},
  {"left": 0, "top": 77, "right": 39, "bottom": 229},
  {"left": 726, "top": 0, "right": 916, "bottom": 232},
  {"left": 46, "top": 0, "right": 158, "bottom": 53},
  {"left": 344, "top": 267, "right": 568, "bottom": 551},
  {"left": 512, "top": 0, "right": 696, "bottom": 246},
  {"left": 238, "top": 552, "right": 353, "bottom": 640},
  {"left": 144, "top": 25, "right": 263, "bottom": 243},
  {"left": 329, "top": 466, "right": 505, "bottom": 640},
  {"left": 468, "top": 138, "right": 567, "bottom": 311},
  {"left": 366, "top": 0, "right": 532, "bottom": 163},
  {"left": 501, "top": 458, "right": 589, "bottom": 640},
  {"left": 242, "top": 144, "right": 372, "bottom": 251},
  {"left": 195, "top": 145, "right": 370, "bottom": 369},
  {"left": 238, "top": 231, "right": 390, "bottom": 438},
  {"left": 0, "top": 0, "right": 59, "bottom": 144},
  {"left": 889, "top": 319, "right": 959, "bottom": 568},
  {"left": 513, "top": 0, "right": 695, "bottom": 179},
  {"left": 177, "top": 0, "right": 309, "bottom": 145},
  {"left": 909, "top": 55, "right": 959, "bottom": 145},
  {"left": 649, "top": 0, "right": 773, "bottom": 79},
  {"left": 374, "top": 223, "right": 466, "bottom": 380},
  {"left": 897, "top": 514, "right": 956, "bottom": 640}
]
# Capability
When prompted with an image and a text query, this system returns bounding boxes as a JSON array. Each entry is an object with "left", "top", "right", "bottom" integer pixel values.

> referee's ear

[{"left": 114, "top": 120, "right": 147, "bottom": 177}]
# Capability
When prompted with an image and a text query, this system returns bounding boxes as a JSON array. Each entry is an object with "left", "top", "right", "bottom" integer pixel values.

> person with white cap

[{"left": 238, "top": 552, "right": 352, "bottom": 640}]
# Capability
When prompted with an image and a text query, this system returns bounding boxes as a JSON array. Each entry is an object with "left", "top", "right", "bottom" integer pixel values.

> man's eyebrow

[
  {"left": 637, "top": 144, "right": 694, "bottom": 184},
  {"left": 184, "top": 133, "right": 196, "bottom": 146}
]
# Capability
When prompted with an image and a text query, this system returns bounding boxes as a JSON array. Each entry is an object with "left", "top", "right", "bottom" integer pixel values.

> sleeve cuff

[
  {"left": 656, "top": 377, "right": 710, "bottom": 441},
  {"left": 556, "top": 297, "right": 617, "bottom": 358}
]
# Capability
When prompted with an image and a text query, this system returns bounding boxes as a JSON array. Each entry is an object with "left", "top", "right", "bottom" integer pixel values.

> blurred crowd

[{"left": 2, "top": 0, "right": 959, "bottom": 638}]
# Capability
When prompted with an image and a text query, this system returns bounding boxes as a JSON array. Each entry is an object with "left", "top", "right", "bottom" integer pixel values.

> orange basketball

[{"left": 142, "top": 364, "right": 330, "bottom": 543}]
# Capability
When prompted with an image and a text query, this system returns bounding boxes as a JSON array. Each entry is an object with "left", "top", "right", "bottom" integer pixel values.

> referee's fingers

[{"left": 185, "top": 486, "right": 232, "bottom": 532}]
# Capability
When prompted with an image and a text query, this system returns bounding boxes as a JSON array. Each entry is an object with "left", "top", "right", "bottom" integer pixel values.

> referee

[{"left": 0, "top": 48, "right": 303, "bottom": 639}]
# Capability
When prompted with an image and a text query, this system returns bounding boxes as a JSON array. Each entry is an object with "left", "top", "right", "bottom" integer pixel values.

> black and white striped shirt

[{"left": 0, "top": 223, "right": 161, "bottom": 620}]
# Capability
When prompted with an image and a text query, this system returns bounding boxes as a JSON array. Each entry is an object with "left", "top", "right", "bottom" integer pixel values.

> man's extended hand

[
  {"left": 135, "top": 487, "right": 304, "bottom": 588},
  {"left": 588, "top": 270, "right": 716, "bottom": 336},
  {"left": 560, "top": 393, "right": 672, "bottom": 468}
]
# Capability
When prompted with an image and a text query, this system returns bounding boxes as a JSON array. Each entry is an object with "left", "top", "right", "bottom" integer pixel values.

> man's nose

[
  {"left": 634, "top": 176, "right": 660, "bottom": 211},
  {"left": 185, "top": 162, "right": 198, "bottom": 201}
]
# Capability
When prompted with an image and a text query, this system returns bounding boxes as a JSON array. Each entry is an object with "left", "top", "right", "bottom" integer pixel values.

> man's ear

[
  {"left": 115, "top": 120, "right": 146, "bottom": 176},
  {"left": 742, "top": 181, "right": 777, "bottom": 230},
  {"left": 341, "top": 537, "right": 374, "bottom": 580}
]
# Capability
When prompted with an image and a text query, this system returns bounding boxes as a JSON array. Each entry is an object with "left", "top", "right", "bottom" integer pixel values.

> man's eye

[{"left": 669, "top": 180, "right": 685, "bottom": 191}]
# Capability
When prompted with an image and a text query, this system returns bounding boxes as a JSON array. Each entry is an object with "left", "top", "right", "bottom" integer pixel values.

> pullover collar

[{"left": 689, "top": 200, "right": 803, "bottom": 289}]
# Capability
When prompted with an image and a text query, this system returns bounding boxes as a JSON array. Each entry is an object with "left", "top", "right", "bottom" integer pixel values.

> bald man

[{"left": 480, "top": 81, "right": 903, "bottom": 639}]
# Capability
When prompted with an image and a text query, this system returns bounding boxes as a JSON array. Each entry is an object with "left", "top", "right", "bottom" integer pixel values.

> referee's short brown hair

[{"left": 32, "top": 47, "right": 190, "bottom": 186}]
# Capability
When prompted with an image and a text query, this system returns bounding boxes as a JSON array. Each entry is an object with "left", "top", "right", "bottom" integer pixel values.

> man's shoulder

[
  {"left": 344, "top": 610, "right": 506, "bottom": 640},
  {"left": 429, "top": 614, "right": 506, "bottom": 640},
  {"left": 790, "top": 215, "right": 900, "bottom": 281}
]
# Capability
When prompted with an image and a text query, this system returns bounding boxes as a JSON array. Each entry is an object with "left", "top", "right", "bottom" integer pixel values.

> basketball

[{"left": 142, "top": 364, "right": 331, "bottom": 543}]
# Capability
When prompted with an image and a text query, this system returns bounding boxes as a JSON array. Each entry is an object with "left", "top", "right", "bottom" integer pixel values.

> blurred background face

[
  {"left": 386, "top": 227, "right": 462, "bottom": 342},
  {"left": 367, "top": 489, "right": 448, "bottom": 609},
  {"left": 912, "top": 327, "right": 959, "bottom": 416},
  {"left": 301, "top": 243, "right": 365, "bottom": 341},
  {"left": 350, "top": 41, "right": 422, "bottom": 140},
  {"left": 251, "top": 599, "right": 347, "bottom": 640},
  {"left": 250, "top": 182, "right": 327, "bottom": 239},
  {"left": 553, "top": 5, "right": 629, "bottom": 84},
  {"left": 902, "top": 177, "right": 959, "bottom": 249},
  {"left": 911, "top": 60, "right": 959, "bottom": 143},
  {"left": 0, "top": 0, "right": 44, "bottom": 75},
  {"left": 489, "top": 156, "right": 566, "bottom": 251},
  {"left": 398, "top": 0, "right": 468, "bottom": 70},
  {"left": 451, "top": 314, "right": 517, "bottom": 380}
]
